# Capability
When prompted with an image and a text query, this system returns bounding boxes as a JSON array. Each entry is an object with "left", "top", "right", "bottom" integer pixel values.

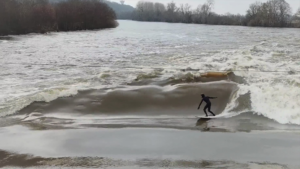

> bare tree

[
  {"left": 200, "top": 0, "right": 214, "bottom": 24},
  {"left": 154, "top": 3, "right": 165, "bottom": 21},
  {"left": 247, "top": 2, "right": 262, "bottom": 17},
  {"left": 166, "top": 1, "right": 177, "bottom": 13},
  {"left": 245, "top": 0, "right": 291, "bottom": 27},
  {"left": 183, "top": 4, "right": 192, "bottom": 23},
  {"left": 135, "top": 1, "right": 156, "bottom": 21},
  {"left": 177, "top": 3, "right": 191, "bottom": 23},
  {"left": 277, "top": 0, "right": 292, "bottom": 26},
  {"left": 192, "top": 4, "right": 203, "bottom": 23},
  {"left": 245, "top": 2, "right": 263, "bottom": 26},
  {"left": 166, "top": 1, "right": 178, "bottom": 22},
  {"left": 292, "top": 8, "right": 300, "bottom": 27}
]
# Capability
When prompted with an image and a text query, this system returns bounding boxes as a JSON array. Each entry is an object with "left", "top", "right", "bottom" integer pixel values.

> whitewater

[{"left": 0, "top": 20, "right": 300, "bottom": 126}]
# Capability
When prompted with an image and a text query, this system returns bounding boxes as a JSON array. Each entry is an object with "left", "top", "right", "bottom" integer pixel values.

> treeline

[
  {"left": 294, "top": 9, "right": 300, "bottom": 27},
  {"left": 0, "top": 0, "right": 118, "bottom": 36},
  {"left": 122, "top": 0, "right": 300, "bottom": 28},
  {"left": 245, "top": 0, "right": 292, "bottom": 27}
]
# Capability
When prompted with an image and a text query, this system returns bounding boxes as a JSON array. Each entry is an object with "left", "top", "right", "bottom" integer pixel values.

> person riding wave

[{"left": 198, "top": 94, "right": 216, "bottom": 117}]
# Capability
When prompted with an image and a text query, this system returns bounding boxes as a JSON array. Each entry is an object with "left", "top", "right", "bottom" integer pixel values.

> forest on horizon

[{"left": 119, "top": 0, "right": 300, "bottom": 28}]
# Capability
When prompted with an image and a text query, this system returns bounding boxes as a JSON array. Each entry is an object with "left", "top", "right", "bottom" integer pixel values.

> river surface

[{"left": 0, "top": 20, "right": 300, "bottom": 168}]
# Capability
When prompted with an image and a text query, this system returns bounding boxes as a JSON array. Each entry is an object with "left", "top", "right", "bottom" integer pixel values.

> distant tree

[
  {"left": 245, "top": 2, "right": 262, "bottom": 26},
  {"left": 276, "top": 0, "right": 292, "bottom": 26},
  {"left": 192, "top": 5, "right": 202, "bottom": 23},
  {"left": 178, "top": 4, "right": 192, "bottom": 23},
  {"left": 0, "top": 0, "right": 10, "bottom": 34},
  {"left": 55, "top": 0, "right": 117, "bottom": 31},
  {"left": 245, "top": 0, "right": 291, "bottom": 27},
  {"left": 154, "top": 3, "right": 166, "bottom": 21},
  {"left": 31, "top": 2, "right": 57, "bottom": 33},
  {"left": 292, "top": 8, "right": 300, "bottom": 27},
  {"left": 165, "top": 1, "right": 178, "bottom": 22},
  {"left": 200, "top": 0, "right": 214, "bottom": 24},
  {"left": 135, "top": 1, "right": 146, "bottom": 20},
  {"left": 190, "top": 0, "right": 214, "bottom": 24},
  {"left": 166, "top": 1, "right": 177, "bottom": 13}
]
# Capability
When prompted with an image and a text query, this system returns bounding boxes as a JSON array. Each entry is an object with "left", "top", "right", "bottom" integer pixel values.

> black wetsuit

[{"left": 198, "top": 96, "right": 216, "bottom": 116}]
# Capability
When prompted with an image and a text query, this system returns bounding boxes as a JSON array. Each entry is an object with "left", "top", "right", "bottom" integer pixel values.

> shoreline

[
  {"left": 118, "top": 19, "right": 300, "bottom": 29},
  {"left": 1, "top": 19, "right": 300, "bottom": 38},
  {"left": 0, "top": 151, "right": 294, "bottom": 169},
  {"left": 0, "top": 125, "right": 299, "bottom": 168},
  {"left": 0, "top": 22, "right": 119, "bottom": 37},
  {"left": 0, "top": 149, "right": 293, "bottom": 169}
]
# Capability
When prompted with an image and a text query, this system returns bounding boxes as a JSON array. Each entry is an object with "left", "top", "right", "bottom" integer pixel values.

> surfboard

[
  {"left": 196, "top": 116, "right": 219, "bottom": 119},
  {"left": 196, "top": 113, "right": 229, "bottom": 119}
]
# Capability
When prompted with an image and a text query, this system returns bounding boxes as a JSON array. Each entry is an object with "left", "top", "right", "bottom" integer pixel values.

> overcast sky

[{"left": 112, "top": 0, "right": 300, "bottom": 14}]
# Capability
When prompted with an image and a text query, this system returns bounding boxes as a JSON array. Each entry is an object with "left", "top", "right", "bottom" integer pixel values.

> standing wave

[
  {"left": 17, "top": 82, "right": 239, "bottom": 117},
  {"left": 187, "top": 39, "right": 300, "bottom": 125}
]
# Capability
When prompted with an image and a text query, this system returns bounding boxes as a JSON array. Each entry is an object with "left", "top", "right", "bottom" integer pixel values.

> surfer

[{"left": 198, "top": 94, "right": 216, "bottom": 117}]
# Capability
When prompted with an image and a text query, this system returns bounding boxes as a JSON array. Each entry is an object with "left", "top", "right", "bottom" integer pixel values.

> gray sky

[{"left": 112, "top": 0, "right": 300, "bottom": 14}]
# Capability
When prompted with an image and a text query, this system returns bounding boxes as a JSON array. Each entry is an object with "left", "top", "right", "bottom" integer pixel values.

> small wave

[
  {"left": 134, "top": 69, "right": 163, "bottom": 81},
  {"left": 167, "top": 72, "right": 230, "bottom": 85},
  {"left": 1, "top": 87, "right": 79, "bottom": 117}
]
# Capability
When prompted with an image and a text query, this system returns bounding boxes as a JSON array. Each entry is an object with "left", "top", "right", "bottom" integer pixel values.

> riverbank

[{"left": 0, "top": 0, "right": 118, "bottom": 36}]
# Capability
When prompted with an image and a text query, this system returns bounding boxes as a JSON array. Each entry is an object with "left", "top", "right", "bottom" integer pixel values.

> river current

[{"left": 0, "top": 20, "right": 300, "bottom": 128}]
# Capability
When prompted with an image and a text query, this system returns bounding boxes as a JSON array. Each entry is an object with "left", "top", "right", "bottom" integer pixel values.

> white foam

[
  {"left": 247, "top": 82, "right": 300, "bottom": 124},
  {"left": 189, "top": 39, "right": 300, "bottom": 125}
]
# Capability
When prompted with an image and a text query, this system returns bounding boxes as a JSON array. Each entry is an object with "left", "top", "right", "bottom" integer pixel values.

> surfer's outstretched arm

[
  {"left": 209, "top": 97, "right": 217, "bottom": 99},
  {"left": 198, "top": 100, "right": 203, "bottom": 109}
]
